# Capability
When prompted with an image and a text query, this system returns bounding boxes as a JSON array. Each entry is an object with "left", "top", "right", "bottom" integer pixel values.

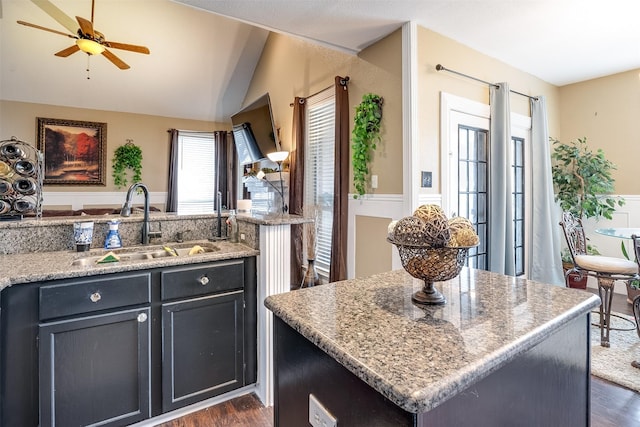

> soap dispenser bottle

[
  {"left": 104, "top": 220, "right": 123, "bottom": 249},
  {"left": 226, "top": 209, "right": 239, "bottom": 243}
]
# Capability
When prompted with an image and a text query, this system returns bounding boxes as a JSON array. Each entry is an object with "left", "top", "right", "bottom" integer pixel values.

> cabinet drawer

[
  {"left": 39, "top": 273, "right": 151, "bottom": 321},
  {"left": 161, "top": 260, "right": 244, "bottom": 300}
]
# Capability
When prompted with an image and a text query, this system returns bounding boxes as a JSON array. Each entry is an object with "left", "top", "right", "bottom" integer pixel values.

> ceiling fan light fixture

[{"left": 76, "top": 38, "right": 105, "bottom": 55}]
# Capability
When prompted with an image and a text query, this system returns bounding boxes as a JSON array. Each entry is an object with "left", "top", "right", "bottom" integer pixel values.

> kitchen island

[{"left": 265, "top": 268, "right": 600, "bottom": 426}]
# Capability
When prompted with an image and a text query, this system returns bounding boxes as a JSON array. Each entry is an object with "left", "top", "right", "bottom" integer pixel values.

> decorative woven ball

[
  {"left": 448, "top": 216, "right": 480, "bottom": 247},
  {"left": 392, "top": 216, "right": 428, "bottom": 245},
  {"left": 412, "top": 204, "right": 450, "bottom": 247},
  {"left": 413, "top": 204, "right": 445, "bottom": 222},
  {"left": 387, "top": 220, "right": 398, "bottom": 240}
]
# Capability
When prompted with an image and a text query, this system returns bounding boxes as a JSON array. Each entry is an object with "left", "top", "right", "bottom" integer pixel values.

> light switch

[{"left": 421, "top": 171, "right": 432, "bottom": 188}]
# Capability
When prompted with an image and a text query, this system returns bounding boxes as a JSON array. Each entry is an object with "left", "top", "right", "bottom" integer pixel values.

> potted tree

[{"left": 551, "top": 136, "right": 624, "bottom": 289}]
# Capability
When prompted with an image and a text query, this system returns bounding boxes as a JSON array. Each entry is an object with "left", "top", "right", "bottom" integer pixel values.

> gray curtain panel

[
  {"left": 489, "top": 83, "right": 516, "bottom": 275},
  {"left": 529, "top": 96, "right": 564, "bottom": 285}
]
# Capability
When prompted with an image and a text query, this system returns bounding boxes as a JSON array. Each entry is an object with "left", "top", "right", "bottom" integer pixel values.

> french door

[{"left": 442, "top": 94, "right": 530, "bottom": 275}]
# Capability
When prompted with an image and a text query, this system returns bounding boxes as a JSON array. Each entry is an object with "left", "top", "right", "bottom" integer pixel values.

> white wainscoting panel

[
  {"left": 256, "top": 224, "right": 291, "bottom": 406},
  {"left": 43, "top": 191, "right": 167, "bottom": 210},
  {"left": 347, "top": 193, "right": 442, "bottom": 278}
]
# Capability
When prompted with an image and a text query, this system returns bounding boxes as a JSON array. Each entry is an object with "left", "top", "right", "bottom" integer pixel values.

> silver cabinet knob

[
  {"left": 89, "top": 292, "right": 101, "bottom": 303},
  {"left": 198, "top": 275, "right": 210, "bottom": 286},
  {"left": 137, "top": 313, "right": 148, "bottom": 323}
]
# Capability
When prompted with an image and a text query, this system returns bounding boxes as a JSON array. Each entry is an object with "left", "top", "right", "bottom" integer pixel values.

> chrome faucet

[{"left": 120, "top": 182, "right": 152, "bottom": 245}]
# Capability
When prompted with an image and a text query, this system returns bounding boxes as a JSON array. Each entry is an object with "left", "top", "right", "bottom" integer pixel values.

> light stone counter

[
  {"left": 265, "top": 268, "right": 600, "bottom": 415},
  {"left": 0, "top": 240, "right": 258, "bottom": 291}
]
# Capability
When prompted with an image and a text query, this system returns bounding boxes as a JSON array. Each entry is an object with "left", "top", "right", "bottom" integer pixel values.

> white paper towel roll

[{"left": 237, "top": 199, "right": 252, "bottom": 213}]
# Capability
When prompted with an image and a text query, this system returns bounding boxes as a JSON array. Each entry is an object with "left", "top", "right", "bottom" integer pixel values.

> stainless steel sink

[
  {"left": 71, "top": 242, "right": 220, "bottom": 266},
  {"left": 150, "top": 246, "right": 219, "bottom": 258}
]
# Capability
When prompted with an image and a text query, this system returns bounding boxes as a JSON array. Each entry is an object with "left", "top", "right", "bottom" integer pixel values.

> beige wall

[
  {"left": 244, "top": 30, "right": 404, "bottom": 195},
  {"left": 0, "top": 100, "right": 225, "bottom": 192},
  {"left": 355, "top": 215, "right": 393, "bottom": 277},
  {"left": 416, "top": 27, "right": 561, "bottom": 194},
  {"left": 243, "top": 30, "right": 404, "bottom": 277},
  {"left": 244, "top": 27, "right": 565, "bottom": 277},
  {"left": 558, "top": 69, "right": 640, "bottom": 194}
]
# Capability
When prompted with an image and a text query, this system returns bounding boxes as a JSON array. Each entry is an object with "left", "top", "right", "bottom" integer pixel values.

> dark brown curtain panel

[
  {"left": 290, "top": 97, "right": 306, "bottom": 288},
  {"left": 330, "top": 76, "right": 350, "bottom": 282},
  {"left": 226, "top": 131, "right": 238, "bottom": 210},
  {"left": 165, "top": 129, "right": 179, "bottom": 212},
  {"left": 214, "top": 131, "right": 237, "bottom": 210}
]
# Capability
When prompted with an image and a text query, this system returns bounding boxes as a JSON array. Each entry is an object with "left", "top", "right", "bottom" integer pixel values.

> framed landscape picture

[{"left": 36, "top": 117, "right": 107, "bottom": 185}]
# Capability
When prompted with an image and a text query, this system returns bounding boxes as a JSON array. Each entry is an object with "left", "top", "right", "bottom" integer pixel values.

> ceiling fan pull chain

[{"left": 86, "top": 55, "right": 91, "bottom": 80}]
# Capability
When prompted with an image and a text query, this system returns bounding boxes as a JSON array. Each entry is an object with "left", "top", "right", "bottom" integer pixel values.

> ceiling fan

[{"left": 17, "top": 0, "right": 150, "bottom": 70}]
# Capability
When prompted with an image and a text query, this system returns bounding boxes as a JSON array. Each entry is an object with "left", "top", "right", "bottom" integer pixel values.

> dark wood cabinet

[
  {"left": 39, "top": 308, "right": 151, "bottom": 427},
  {"left": 161, "top": 259, "right": 248, "bottom": 412},
  {"left": 0, "top": 256, "right": 257, "bottom": 427},
  {"left": 162, "top": 291, "right": 244, "bottom": 411}
]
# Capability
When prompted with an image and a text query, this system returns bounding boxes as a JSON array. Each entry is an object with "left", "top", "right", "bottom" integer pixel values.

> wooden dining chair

[{"left": 559, "top": 211, "right": 638, "bottom": 347}]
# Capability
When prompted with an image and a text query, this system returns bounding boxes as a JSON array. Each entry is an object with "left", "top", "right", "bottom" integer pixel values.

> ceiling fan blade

[
  {"left": 55, "top": 44, "right": 80, "bottom": 57},
  {"left": 76, "top": 16, "right": 94, "bottom": 38},
  {"left": 31, "top": 0, "right": 78, "bottom": 34},
  {"left": 17, "top": 20, "right": 76, "bottom": 38},
  {"left": 102, "top": 49, "right": 130, "bottom": 70},
  {"left": 104, "top": 41, "right": 150, "bottom": 54}
]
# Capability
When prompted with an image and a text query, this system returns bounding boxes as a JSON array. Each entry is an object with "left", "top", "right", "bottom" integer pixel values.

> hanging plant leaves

[
  {"left": 112, "top": 142, "right": 143, "bottom": 188},
  {"left": 351, "top": 93, "right": 383, "bottom": 198}
]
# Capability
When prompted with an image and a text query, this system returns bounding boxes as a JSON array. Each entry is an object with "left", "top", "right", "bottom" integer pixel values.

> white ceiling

[
  {"left": 180, "top": 0, "right": 640, "bottom": 86},
  {"left": 2, "top": 0, "right": 640, "bottom": 123},
  {"left": 1, "top": 0, "right": 269, "bottom": 122}
]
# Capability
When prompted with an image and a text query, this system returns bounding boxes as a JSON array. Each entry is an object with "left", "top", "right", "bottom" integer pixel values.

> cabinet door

[
  {"left": 162, "top": 290, "right": 244, "bottom": 412},
  {"left": 39, "top": 308, "right": 151, "bottom": 427}
]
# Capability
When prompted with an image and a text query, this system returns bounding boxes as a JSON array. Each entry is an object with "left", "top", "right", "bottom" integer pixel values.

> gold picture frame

[{"left": 36, "top": 117, "right": 107, "bottom": 186}]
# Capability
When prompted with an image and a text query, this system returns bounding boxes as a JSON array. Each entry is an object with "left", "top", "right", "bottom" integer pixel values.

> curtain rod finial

[{"left": 436, "top": 64, "right": 444, "bottom": 71}]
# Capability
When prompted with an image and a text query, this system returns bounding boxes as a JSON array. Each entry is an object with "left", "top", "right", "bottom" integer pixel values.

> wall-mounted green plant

[
  {"left": 112, "top": 140, "right": 142, "bottom": 188},
  {"left": 351, "top": 93, "right": 383, "bottom": 198}
]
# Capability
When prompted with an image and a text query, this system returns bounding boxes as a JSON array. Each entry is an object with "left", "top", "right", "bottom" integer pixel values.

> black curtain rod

[
  {"left": 289, "top": 85, "right": 332, "bottom": 107},
  {"left": 436, "top": 64, "right": 538, "bottom": 101},
  {"left": 289, "top": 76, "right": 351, "bottom": 106}
]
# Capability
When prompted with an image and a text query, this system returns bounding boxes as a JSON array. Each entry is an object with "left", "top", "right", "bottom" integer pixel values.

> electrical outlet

[
  {"left": 240, "top": 233, "right": 246, "bottom": 242},
  {"left": 309, "top": 394, "right": 337, "bottom": 427}
]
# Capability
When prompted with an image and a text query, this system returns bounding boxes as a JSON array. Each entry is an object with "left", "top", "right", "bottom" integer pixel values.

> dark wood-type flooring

[{"left": 156, "top": 290, "right": 640, "bottom": 427}]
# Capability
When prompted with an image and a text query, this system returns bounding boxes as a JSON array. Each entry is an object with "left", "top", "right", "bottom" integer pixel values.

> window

[
  {"left": 512, "top": 136, "right": 525, "bottom": 276},
  {"left": 443, "top": 94, "right": 531, "bottom": 276},
  {"left": 305, "top": 88, "right": 335, "bottom": 276},
  {"left": 457, "top": 125, "right": 488, "bottom": 270},
  {"left": 176, "top": 132, "right": 216, "bottom": 214}
]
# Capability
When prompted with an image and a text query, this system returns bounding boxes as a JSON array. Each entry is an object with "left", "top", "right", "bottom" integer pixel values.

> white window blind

[
  {"left": 176, "top": 132, "right": 216, "bottom": 214},
  {"left": 305, "top": 88, "right": 335, "bottom": 275}
]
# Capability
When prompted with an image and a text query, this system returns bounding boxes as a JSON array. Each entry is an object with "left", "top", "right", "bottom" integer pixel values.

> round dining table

[{"left": 595, "top": 228, "right": 640, "bottom": 239}]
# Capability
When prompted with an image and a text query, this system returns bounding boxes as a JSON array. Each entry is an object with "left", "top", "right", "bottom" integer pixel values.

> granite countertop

[
  {"left": 0, "top": 240, "right": 259, "bottom": 291},
  {"left": 0, "top": 212, "right": 310, "bottom": 229},
  {"left": 265, "top": 268, "right": 600, "bottom": 414}
]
